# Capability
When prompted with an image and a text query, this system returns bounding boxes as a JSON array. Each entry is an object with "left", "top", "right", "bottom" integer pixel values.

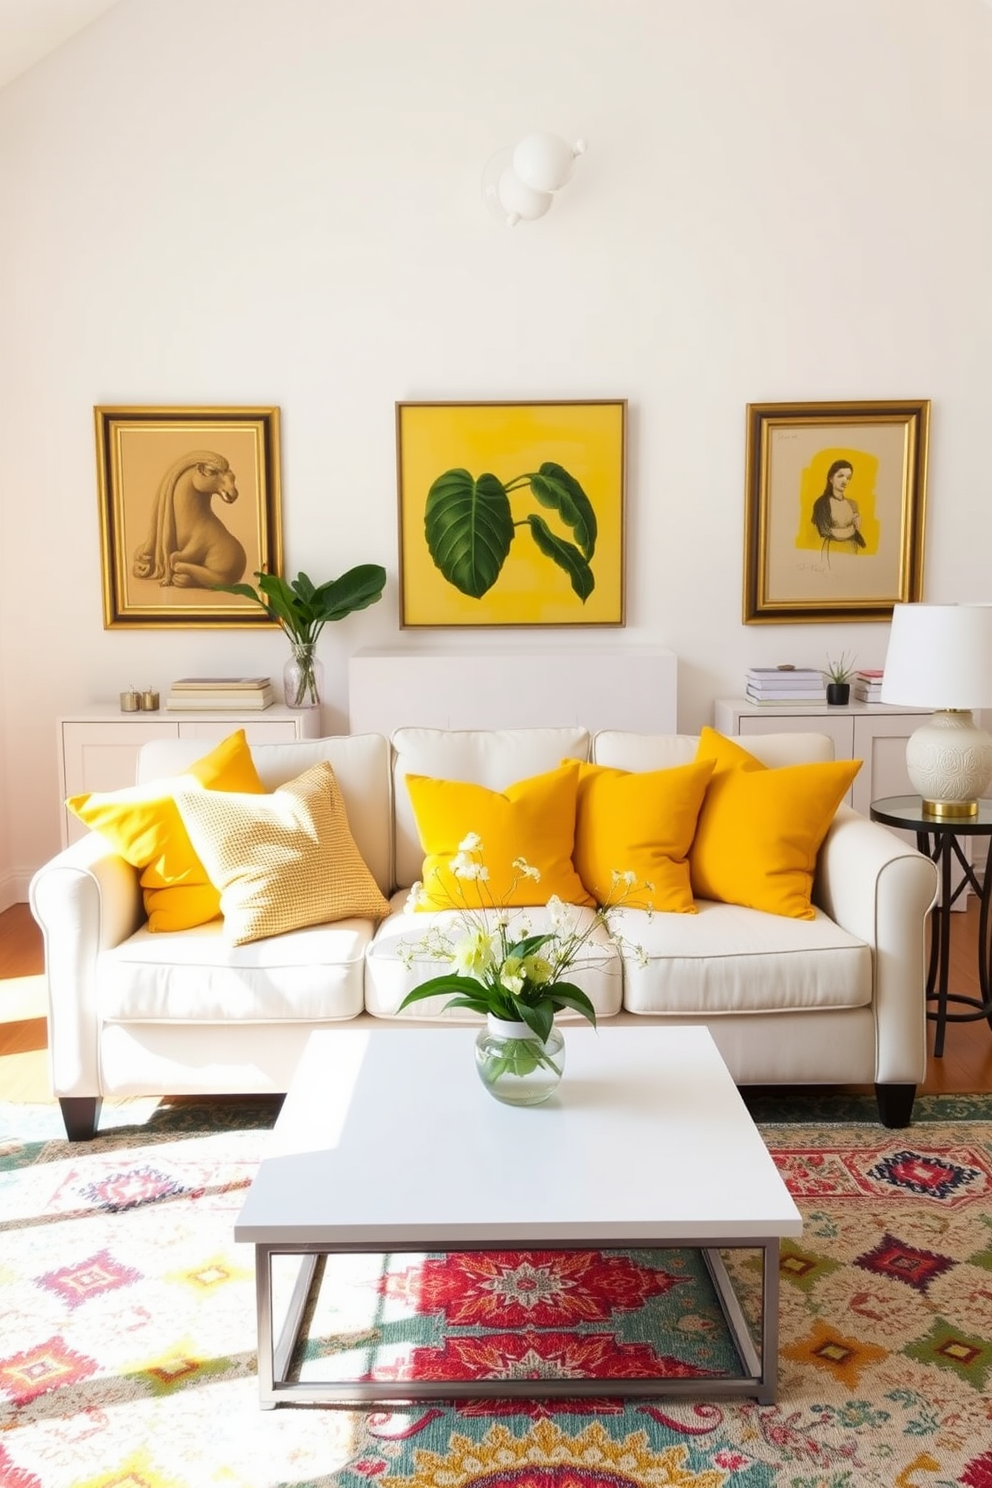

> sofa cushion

[
  {"left": 364, "top": 895, "right": 623, "bottom": 1020},
  {"left": 592, "top": 729, "right": 836, "bottom": 771},
  {"left": 97, "top": 918, "right": 367, "bottom": 1022},
  {"left": 391, "top": 726, "right": 591, "bottom": 888},
  {"left": 66, "top": 729, "right": 265, "bottom": 933},
  {"left": 614, "top": 900, "right": 872, "bottom": 1015},
  {"left": 689, "top": 728, "right": 861, "bottom": 920},
  {"left": 406, "top": 760, "right": 593, "bottom": 909},
  {"left": 174, "top": 762, "right": 390, "bottom": 946},
  {"left": 573, "top": 759, "right": 714, "bottom": 911}
]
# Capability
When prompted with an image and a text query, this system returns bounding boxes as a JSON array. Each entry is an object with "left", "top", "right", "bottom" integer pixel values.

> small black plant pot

[{"left": 826, "top": 682, "right": 851, "bottom": 706}]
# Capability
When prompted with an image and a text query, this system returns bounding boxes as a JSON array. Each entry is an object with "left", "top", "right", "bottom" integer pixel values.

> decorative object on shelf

[
  {"left": 396, "top": 400, "right": 626, "bottom": 627},
  {"left": 119, "top": 687, "right": 140, "bottom": 713},
  {"left": 824, "top": 651, "right": 855, "bottom": 706},
  {"left": 742, "top": 399, "right": 929, "bottom": 625},
  {"left": 139, "top": 689, "right": 160, "bottom": 711},
  {"left": 94, "top": 406, "right": 283, "bottom": 629},
  {"left": 396, "top": 834, "right": 645, "bottom": 1106},
  {"left": 165, "top": 676, "right": 274, "bottom": 711},
  {"left": 214, "top": 568, "right": 387, "bottom": 709},
  {"left": 283, "top": 642, "right": 324, "bottom": 711},
  {"left": 482, "top": 132, "right": 586, "bottom": 227},
  {"left": 853, "top": 668, "right": 884, "bottom": 702},
  {"left": 881, "top": 602, "right": 992, "bottom": 817},
  {"left": 745, "top": 665, "right": 827, "bottom": 705}
]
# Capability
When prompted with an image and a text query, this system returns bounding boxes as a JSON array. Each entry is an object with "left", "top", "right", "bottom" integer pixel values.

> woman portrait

[
  {"left": 743, "top": 398, "right": 929, "bottom": 622},
  {"left": 811, "top": 459, "right": 867, "bottom": 555}
]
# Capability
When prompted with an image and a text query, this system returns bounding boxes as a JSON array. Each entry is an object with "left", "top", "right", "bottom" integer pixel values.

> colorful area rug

[{"left": 2, "top": 1094, "right": 992, "bottom": 1487}]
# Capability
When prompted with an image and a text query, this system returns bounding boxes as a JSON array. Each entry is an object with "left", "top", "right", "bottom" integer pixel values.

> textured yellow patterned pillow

[
  {"left": 66, "top": 729, "right": 265, "bottom": 932},
  {"left": 690, "top": 728, "right": 860, "bottom": 918},
  {"left": 173, "top": 761, "right": 389, "bottom": 945}
]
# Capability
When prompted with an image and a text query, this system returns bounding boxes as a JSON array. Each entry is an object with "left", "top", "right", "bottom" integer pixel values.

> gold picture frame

[
  {"left": 95, "top": 405, "right": 283, "bottom": 628},
  {"left": 396, "top": 399, "right": 626, "bottom": 627},
  {"left": 743, "top": 398, "right": 929, "bottom": 624}
]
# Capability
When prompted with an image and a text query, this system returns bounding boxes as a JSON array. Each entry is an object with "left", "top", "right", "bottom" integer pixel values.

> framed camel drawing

[{"left": 94, "top": 406, "right": 283, "bottom": 628}]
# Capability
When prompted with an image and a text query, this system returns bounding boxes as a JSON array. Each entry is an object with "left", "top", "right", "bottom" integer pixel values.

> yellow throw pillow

[
  {"left": 66, "top": 730, "right": 266, "bottom": 932},
  {"left": 406, "top": 760, "right": 593, "bottom": 910},
  {"left": 173, "top": 761, "right": 390, "bottom": 946},
  {"left": 573, "top": 759, "right": 715, "bottom": 912},
  {"left": 690, "top": 728, "right": 860, "bottom": 919},
  {"left": 695, "top": 726, "right": 767, "bottom": 778}
]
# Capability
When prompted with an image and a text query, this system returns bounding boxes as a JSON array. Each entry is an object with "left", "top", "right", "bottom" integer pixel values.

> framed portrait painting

[
  {"left": 396, "top": 399, "right": 626, "bottom": 627},
  {"left": 95, "top": 405, "right": 283, "bottom": 628},
  {"left": 743, "top": 399, "right": 929, "bottom": 624}
]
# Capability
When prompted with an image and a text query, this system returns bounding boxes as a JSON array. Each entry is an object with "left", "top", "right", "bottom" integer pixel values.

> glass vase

[
  {"left": 474, "top": 1014, "right": 566, "bottom": 1106},
  {"left": 283, "top": 642, "right": 323, "bottom": 709}
]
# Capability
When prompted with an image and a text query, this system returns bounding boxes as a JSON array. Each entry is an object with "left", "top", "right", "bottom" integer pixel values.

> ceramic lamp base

[{"left": 906, "top": 709, "right": 992, "bottom": 818}]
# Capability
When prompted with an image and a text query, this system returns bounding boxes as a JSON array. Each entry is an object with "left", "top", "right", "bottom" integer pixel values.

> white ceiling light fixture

[{"left": 482, "top": 132, "right": 587, "bottom": 227}]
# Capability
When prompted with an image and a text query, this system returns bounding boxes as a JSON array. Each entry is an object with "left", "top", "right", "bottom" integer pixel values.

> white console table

[
  {"left": 57, "top": 705, "right": 322, "bottom": 847},
  {"left": 349, "top": 647, "right": 678, "bottom": 737}
]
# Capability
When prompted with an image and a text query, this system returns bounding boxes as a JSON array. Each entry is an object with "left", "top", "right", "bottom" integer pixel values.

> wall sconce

[{"left": 482, "top": 132, "right": 587, "bottom": 227}]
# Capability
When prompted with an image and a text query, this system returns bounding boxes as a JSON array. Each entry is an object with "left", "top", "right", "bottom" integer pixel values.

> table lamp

[{"left": 881, "top": 602, "right": 992, "bottom": 817}]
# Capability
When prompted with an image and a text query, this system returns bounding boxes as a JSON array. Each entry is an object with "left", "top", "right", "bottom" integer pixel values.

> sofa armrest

[
  {"left": 815, "top": 805, "right": 939, "bottom": 1083},
  {"left": 29, "top": 834, "right": 144, "bottom": 1097}
]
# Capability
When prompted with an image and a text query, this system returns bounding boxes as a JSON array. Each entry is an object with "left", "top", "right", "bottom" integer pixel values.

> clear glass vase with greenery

[
  {"left": 397, "top": 835, "right": 648, "bottom": 1103},
  {"left": 215, "top": 566, "right": 386, "bottom": 706}
]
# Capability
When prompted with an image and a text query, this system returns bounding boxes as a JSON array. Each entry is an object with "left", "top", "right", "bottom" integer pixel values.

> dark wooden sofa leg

[
  {"left": 875, "top": 1082, "right": 915, "bottom": 1128},
  {"left": 59, "top": 1097, "right": 102, "bottom": 1142}
]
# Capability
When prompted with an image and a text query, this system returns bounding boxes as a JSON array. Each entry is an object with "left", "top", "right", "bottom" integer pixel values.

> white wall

[{"left": 1, "top": 0, "right": 991, "bottom": 904}]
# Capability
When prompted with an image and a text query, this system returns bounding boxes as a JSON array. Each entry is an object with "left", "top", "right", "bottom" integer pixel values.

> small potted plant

[{"left": 825, "top": 651, "right": 855, "bottom": 706}]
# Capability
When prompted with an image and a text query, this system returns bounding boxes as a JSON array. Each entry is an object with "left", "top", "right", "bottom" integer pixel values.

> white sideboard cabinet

[{"left": 58, "top": 705, "right": 322, "bottom": 847}]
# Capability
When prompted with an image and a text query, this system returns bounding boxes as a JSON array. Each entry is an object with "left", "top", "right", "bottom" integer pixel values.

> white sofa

[{"left": 29, "top": 726, "right": 939, "bottom": 1140}]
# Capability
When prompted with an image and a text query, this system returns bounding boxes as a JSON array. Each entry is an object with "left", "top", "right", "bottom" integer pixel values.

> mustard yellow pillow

[
  {"left": 66, "top": 730, "right": 265, "bottom": 932},
  {"left": 573, "top": 759, "right": 715, "bottom": 911},
  {"left": 690, "top": 729, "right": 860, "bottom": 918},
  {"left": 406, "top": 760, "right": 593, "bottom": 910},
  {"left": 695, "top": 726, "right": 767, "bottom": 778},
  {"left": 173, "top": 761, "right": 389, "bottom": 946}
]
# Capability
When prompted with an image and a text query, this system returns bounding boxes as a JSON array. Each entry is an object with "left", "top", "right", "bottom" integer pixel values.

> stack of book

[
  {"left": 165, "top": 676, "right": 274, "bottom": 711},
  {"left": 853, "top": 669, "right": 884, "bottom": 702},
  {"left": 745, "top": 666, "right": 828, "bottom": 705}
]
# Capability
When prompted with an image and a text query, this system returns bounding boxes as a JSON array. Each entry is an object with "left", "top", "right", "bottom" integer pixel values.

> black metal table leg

[{"left": 914, "top": 822, "right": 992, "bottom": 1057}]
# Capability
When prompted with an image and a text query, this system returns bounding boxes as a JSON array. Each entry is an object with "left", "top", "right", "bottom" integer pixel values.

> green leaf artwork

[{"left": 424, "top": 460, "right": 597, "bottom": 602}]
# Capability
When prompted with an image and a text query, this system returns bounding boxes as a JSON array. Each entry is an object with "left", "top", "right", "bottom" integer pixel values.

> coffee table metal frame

[{"left": 235, "top": 1025, "right": 801, "bottom": 1409}]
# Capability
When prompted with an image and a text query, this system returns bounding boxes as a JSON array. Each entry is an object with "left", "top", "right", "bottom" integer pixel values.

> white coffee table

[{"left": 235, "top": 1024, "right": 802, "bottom": 1408}]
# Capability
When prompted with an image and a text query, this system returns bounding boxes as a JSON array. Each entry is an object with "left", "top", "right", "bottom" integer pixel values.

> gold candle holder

[
  {"left": 120, "top": 689, "right": 140, "bottom": 713},
  {"left": 140, "top": 689, "right": 160, "bottom": 711}
]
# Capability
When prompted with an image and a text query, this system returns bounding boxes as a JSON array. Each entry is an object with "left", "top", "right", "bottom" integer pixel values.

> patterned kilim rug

[{"left": 2, "top": 1093, "right": 992, "bottom": 1487}]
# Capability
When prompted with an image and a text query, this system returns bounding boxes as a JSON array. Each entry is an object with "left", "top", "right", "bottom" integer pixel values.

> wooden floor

[{"left": 2, "top": 897, "right": 992, "bottom": 1097}]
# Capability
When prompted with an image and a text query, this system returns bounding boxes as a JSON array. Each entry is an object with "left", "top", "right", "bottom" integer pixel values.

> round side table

[{"left": 870, "top": 795, "right": 992, "bottom": 1058}]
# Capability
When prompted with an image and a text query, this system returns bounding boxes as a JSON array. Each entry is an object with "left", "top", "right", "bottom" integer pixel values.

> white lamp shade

[
  {"left": 881, "top": 604, "right": 992, "bottom": 708},
  {"left": 496, "top": 166, "right": 553, "bottom": 223},
  {"left": 881, "top": 603, "right": 992, "bottom": 813},
  {"left": 512, "top": 132, "right": 576, "bottom": 193}
]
